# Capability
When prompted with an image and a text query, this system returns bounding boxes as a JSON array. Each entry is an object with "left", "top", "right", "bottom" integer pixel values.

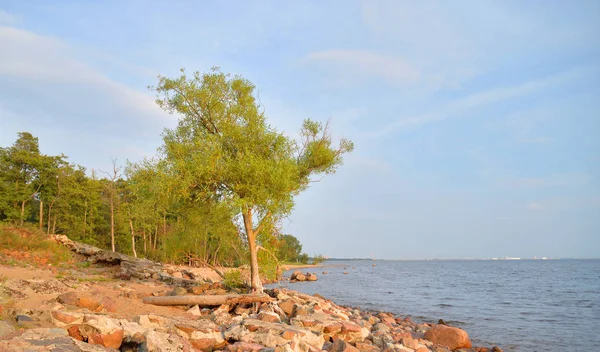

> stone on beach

[{"left": 424, "top": 324, "right": 472, "bottom": 350}]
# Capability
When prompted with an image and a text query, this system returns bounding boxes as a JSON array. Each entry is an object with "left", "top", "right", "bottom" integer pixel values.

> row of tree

[{"left": 0, "top": 68, "right": 352, "bottom": 292}]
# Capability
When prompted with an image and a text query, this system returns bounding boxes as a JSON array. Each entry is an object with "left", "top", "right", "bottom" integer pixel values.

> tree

[
  {"left": 153, "top": 68, "right": 353, "bottom": 292},
  {"left": 276, "top": 234, "right": 303, "bottom": 262},
  {"left": 100, "top": 159, "right": 122, "bottom": 252},
  {"left": 1, "top": 133, "right": 46, "bottom": 225}
]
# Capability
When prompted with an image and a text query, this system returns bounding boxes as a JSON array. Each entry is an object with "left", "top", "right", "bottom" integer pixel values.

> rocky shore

[{"left": 0, "top": 235, "right": 504, "bottom": 352}]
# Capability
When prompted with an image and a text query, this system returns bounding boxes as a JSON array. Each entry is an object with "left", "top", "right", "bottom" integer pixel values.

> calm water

[{"left": 274, "top": 260, "right": 600, "bottom": 351}]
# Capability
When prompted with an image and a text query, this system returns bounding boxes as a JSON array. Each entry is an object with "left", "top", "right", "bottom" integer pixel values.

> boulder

[
  {"left": 305, "top": 273, "right": 318, "bottom": 281},
  {"left": 326, "top": 339, "right": 360, "bottom": 352},
  {"left": 295, "top": 273, "right": 307, "bottom": 282},
  {"left": 224, "top": 318, "right": 324, "bottom": 350},
  {"left": 424, "top": 325, "right": 472, "bottom": 350}
]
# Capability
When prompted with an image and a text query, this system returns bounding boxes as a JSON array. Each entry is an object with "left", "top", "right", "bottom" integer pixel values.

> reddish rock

[
  {"left": 279, "top": 299, "right": 296, "bottom": 316},
  {"left": 227, "top": 341, "right": 266, "bottom": 352},
  {"left": 57, "top": 291, "right": 79, "bottom": 306},
  {"left": 341, "top": 321, "right": 362, "bottom": 333},
  {"left": 87, "top": 332, "right": 104, "bottom": 346},
  {"left": 376, "top": 313, "right": 395, "bottom": 325},
  {"left": 88, "top": 329, "right": 124, "bottom": 349},
  {"left": 190, "top": 338, "right": 219, "bottom": 352},
  {"left": 326, "top": 339, "right": 360, "bottom": 352},
  {"left": 416, "top": 347, "right": 429, "bottom": 352},
  {"left": 355, "top": 342, "right": 381, "bottom": 352},
  {"left": 324, "top": 322, "right": 343, "bottom": 334},
  {"left": 259, "top": 311, "right": 281, "bottom": 323},
  {"left": 51, "top": 311, "right": 78, "bottom": 324},
  {"left": 282, "top": 330, "right": 299, "bottom": 340},
  {"left": 67, "top": 326, "right": 84, "bottom": 341},
  {"left": 475, "top": 348, "right": 490, "bottom": 352},
  {"left": 99, "top": 297, "right": 117, "bottom": 313},
  {"left": 78, "top": 296, "right": 101, "bottom": 311},
  {"left": 393, "top": 332, "right": 412, "bottom": 342},
  {"left": 424, "top": 325, "right": 472, "bottom": 350},
  {"left": 401, "top": 336, "right": 419, "bottom": 350}
]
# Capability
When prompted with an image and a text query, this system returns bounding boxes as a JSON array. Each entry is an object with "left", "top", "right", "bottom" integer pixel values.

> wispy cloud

[
  {"left": 0, "top": 25, "right": 170, "bottom": 123},
  {"left": 303, "top": 50, "right": 421, "bottom": 85},
  {"left": 503, "top": 173, "right": 590, "bottom": 189},
  {"left": 369, "top": 65, "right": 598, "bottom": 137},
  {"left": 528, "top": 202, "right": 546, "bottom": 211},
  {"left": 0, "top": 10, "right": 20, "bottom": 25}
]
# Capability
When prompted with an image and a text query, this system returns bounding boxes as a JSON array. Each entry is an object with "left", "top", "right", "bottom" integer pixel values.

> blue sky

[{"left": 1, "top": 1, "right": 598, "bottom": 259}]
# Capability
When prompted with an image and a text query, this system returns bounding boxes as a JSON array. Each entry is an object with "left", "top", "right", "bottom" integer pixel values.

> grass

[{"left": 0, "top": 224, "right": 74, "bottom": 268}]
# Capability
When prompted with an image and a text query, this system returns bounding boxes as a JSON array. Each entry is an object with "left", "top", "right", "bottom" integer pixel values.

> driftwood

[{"left": 143, "top": 293, "right": 273, "bottom": 306}]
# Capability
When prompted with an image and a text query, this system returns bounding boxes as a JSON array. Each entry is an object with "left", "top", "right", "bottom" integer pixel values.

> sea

[{"left": 274, "top": 259, "right": 600, "bottom": 352}]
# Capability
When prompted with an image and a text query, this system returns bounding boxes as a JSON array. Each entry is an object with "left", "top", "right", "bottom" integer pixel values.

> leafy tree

[
  {"left": 276, "top": 234, "right": 303, "bottom": 262},
  {"left": 153, "top": 68, "right": 353, "bottom": 292}
]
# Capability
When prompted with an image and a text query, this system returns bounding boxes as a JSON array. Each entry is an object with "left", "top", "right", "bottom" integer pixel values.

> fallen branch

[{"left": 142, "top": 293, "right": 273, "bottom": 306}]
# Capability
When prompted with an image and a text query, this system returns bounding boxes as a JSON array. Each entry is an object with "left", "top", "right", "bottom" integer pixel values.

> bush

[
  {"left": 222, "top": 270, "right": 245, "bottom": 290},
  {"left": 0, "top": 224, "right": 73, "bottom": 267},
  {"left": 311, "top": 254, "right": 326, "bottom": 265}
]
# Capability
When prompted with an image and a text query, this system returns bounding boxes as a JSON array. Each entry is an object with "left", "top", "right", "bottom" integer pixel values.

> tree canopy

[{"left": 153, "top": 68, "right": 353, "bottom": 291}]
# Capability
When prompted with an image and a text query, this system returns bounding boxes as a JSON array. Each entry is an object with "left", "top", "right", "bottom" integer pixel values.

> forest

[{"left": 0, "top": 68, "right": 352, "bottom": 291}]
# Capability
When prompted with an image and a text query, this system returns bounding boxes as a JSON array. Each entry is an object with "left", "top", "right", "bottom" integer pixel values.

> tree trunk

[
  {"left": 163, "top": 214, "right": 167, "bottom": 235},
  {"left": 20, "top": 200, "right": 26, "bottom": 226},
  {"left": 39, "top": 200, "right": 43, "bottom": 231},
  {"left": 143, "top": 230, "right": 147, "bottom": 254},
  {"left": 47, "top": 201, "right": 54, "bottom": 235},
  {"left": 142, "top": 293, "right": 272, "bottom": 307},
  {"left": 153, "top": 224, "right": 158, "bottom": 250},
  {"left": 52, "top": 217, "right": 57, "bottom": 234},
  {"left": 83, "top": 202, "right": 87, "bottom": 237},
  {"left": 243, "top": 208, "right": 263, "bottom": 293},
  {"left": 110, "top": 192, "right": 115, "bottom": 252},
  {"left": 129, "top": 217, "right": 137, "bottom": 258}
]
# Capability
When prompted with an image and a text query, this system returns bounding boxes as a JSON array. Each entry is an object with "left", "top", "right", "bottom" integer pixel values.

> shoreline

[{"left": 0, "top": 262, "right": 494, "bottom": 352}]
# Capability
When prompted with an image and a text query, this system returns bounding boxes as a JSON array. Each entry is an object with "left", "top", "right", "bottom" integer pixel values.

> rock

[
  {"left": 323, "top": 271, "right": 328, "bottom": 274},
  {"left": 170, "top": 287, "right": 188, "bottom": 296},
  {"left": 78, "top": 296, "right": 101, "bottom": 311},
  {"left": 424, "top": 325, "right": 472, "bottom": 350},
  {"left": 224, "top": 318, "right": 324, "bottom": 350},
  {"left": 438, "top": 319, "right": 447, "bottom": 325},
  {"left": 227, "top": 341, "right": 266, "bottom": 352},
  {"left": 57, "top": 291, "right": 79, "bottom": 305},
  {"left": 295, "top": 273, "right": 307, "bottom": 282},
  {"left": 189, "top": 283, "right": 211, "bottom": 295},
  {"left": 343, "top": 272, "right": 349, "bottom": 275},
  {"left": 279, "top": 299, "right": 297, "bottom": 317},
  {"left": 186, "top": 305, "right": 202, "bottom": 316},
  {"left": 145, "top": 330, "right": 190, "bottom": 352},
  {"left": 400, "top": 336, "right": 419, "bottom": 350},
  {"left": 259, "top": 311, "right": 281, "bottom": 323},
  {"left": 67, "top": 325, "right": 85, "bottom": 341},
  {"left": 172, "top": 271, "right": 183, "bottom": 279},
  {"left": 326, "top": 339, "right": 360, "bottom": 352},
  {"left": 355, "top": 342, "right": 381, "bottom": 352},
  {"left": 0, "top": 321, "right": 15, "bottom": 339},
  {"left": 492, "top": 347, "right": 503, "bottom": 352},
  {"left": 99, "top": 297, "right": 117, "bottom": 313},
  {"left": 305, "top": 273, "right": 318, "bottom": 281},
  {"left": 16, "top": 314, "right": 34, "bottom": 322},
  {"left": 51, "top": 310, "right": 81, "bottom": 325},
  {"left": 290, "top": 271, "right": 302, "bottom": 280}
]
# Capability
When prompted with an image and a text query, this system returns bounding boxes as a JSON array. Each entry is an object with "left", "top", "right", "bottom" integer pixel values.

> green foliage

[
  {"left": 275, "top": 234, "right": 303, "bottom": 262},
  {"left": 311, "top": 254, "right": 326, "bottom": 265},
  {"left": 222, "top": 270, "right": 245, "bottom": 290},
  {"left": 0, "top": 224, "right": 73, "bottom": 267},
  {"left": 0, "top": 67, "right": 352, "bottom": 281},
  {"left": 153, "top": 68, "right": 353, "bottom": 291},
  {"left": 298, "top": 253, "right": 309, "bottom": 264}
]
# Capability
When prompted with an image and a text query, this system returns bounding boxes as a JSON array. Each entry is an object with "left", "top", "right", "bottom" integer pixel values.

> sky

[{"left": 1, "top": 1, "right": 599, "bottom": 259}]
